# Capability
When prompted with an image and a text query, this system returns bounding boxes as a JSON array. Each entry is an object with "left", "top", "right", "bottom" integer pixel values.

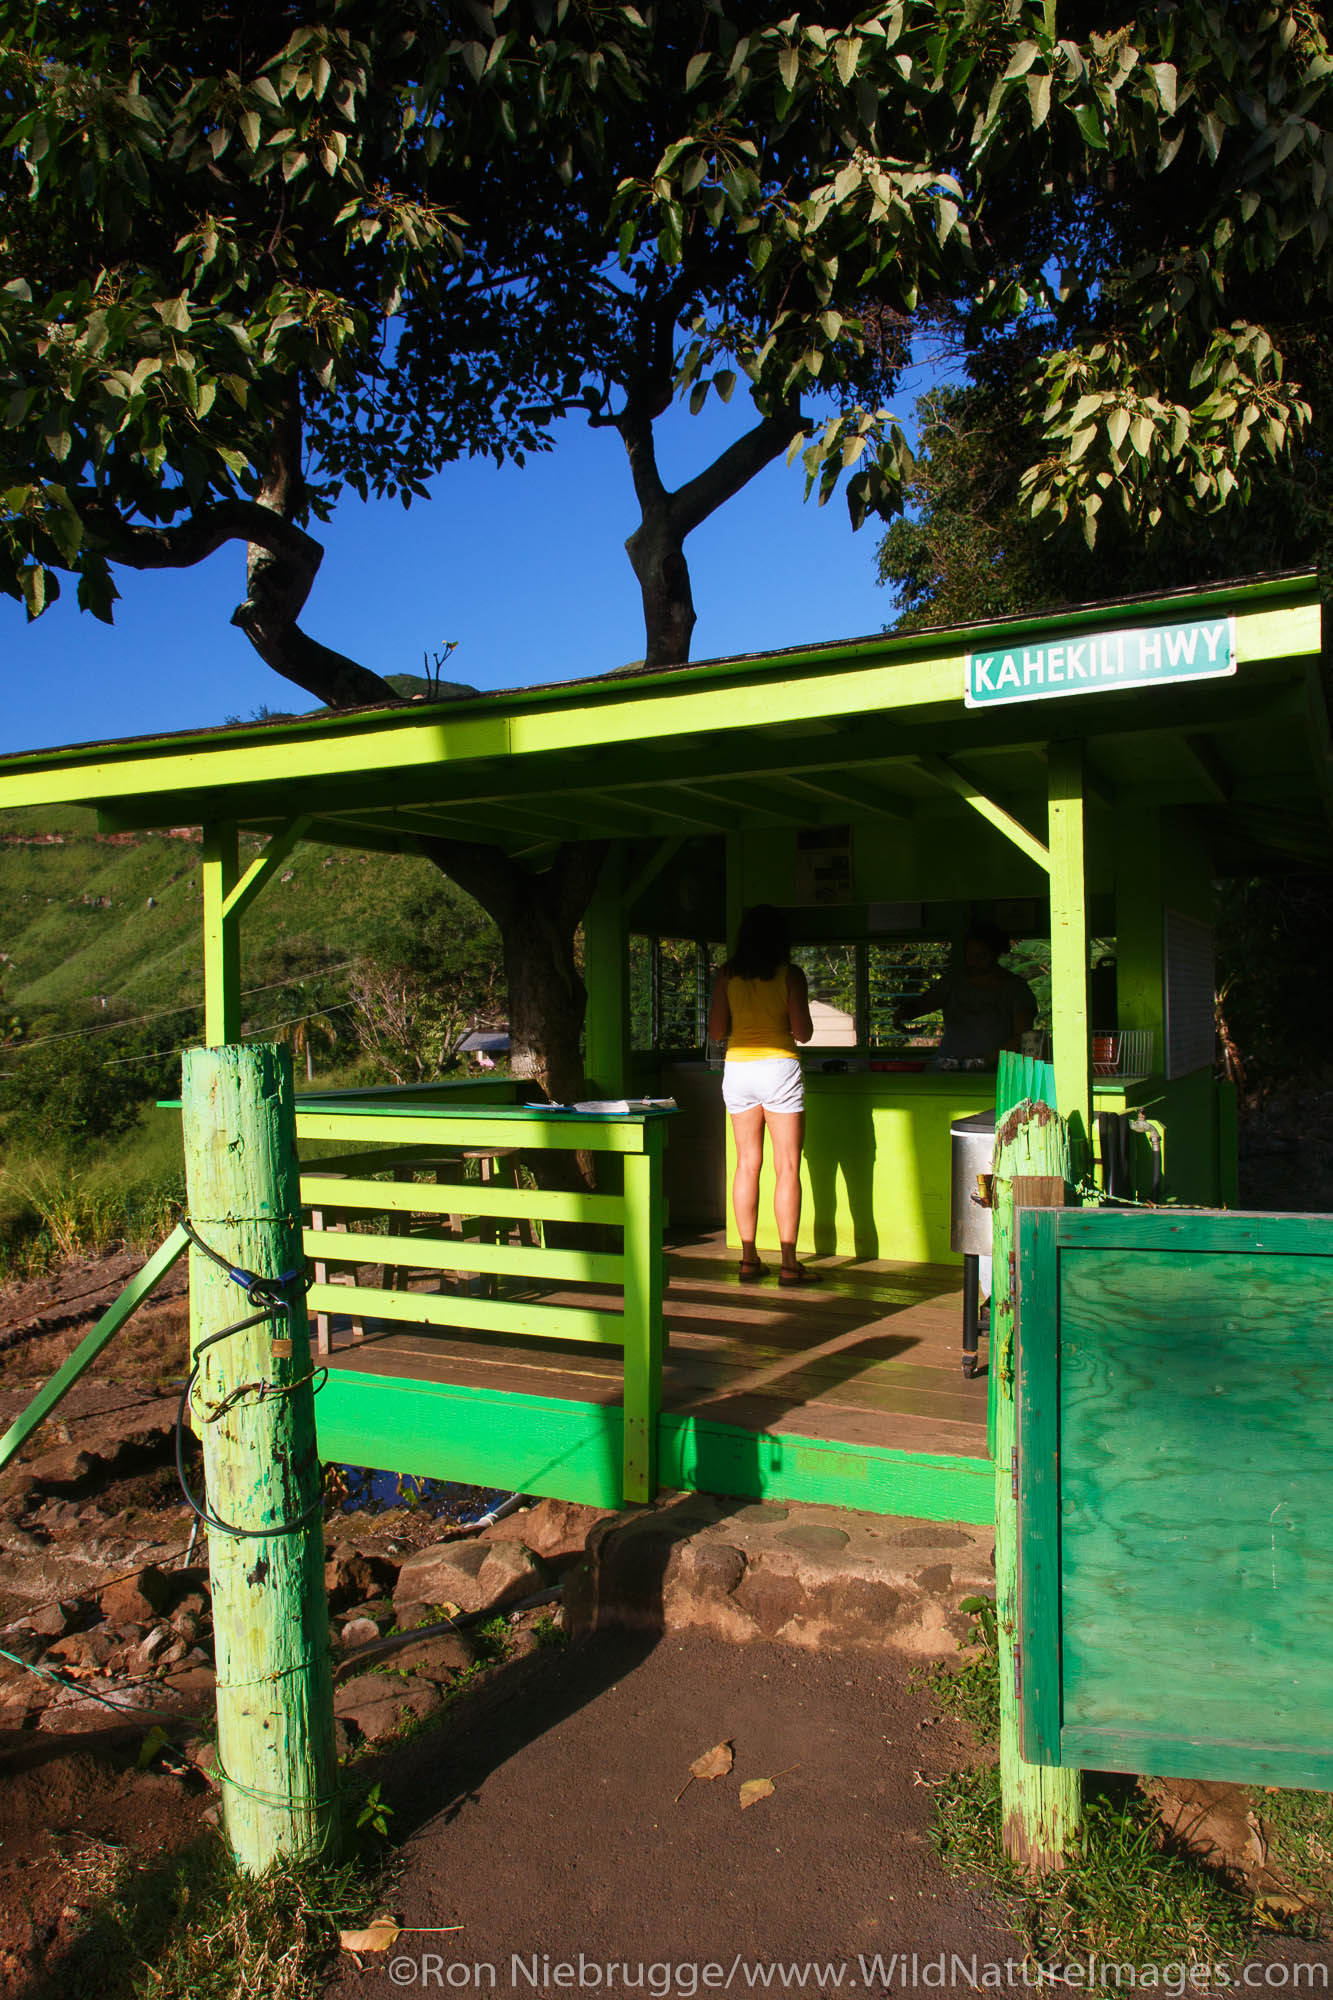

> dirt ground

[
  {"left": 328, "top": 1632, "right": 1333, "bottom": 2000},
  {"left": 0, "top": 1734, "right": 210, "bottom": 1993},
  {"left": 330, "top": 1630, "right": 1017, "bottom": 1997}
]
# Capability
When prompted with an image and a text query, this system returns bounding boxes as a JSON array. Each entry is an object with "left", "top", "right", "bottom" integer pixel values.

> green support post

[
  {"left": 992, "top": 1098, "right": 1081, "bottom": 1874},
  {"left": 621, "top": 1124, "right": 666, "bottom": 1502},
  {"left": 202, "top": 821, "right": 241, "bottom": 1047},
  {"left": 1047, "top": 743, "right": 1091, "bottom": 1176},
  {"left": 181, "top": 1042, "right": 337, "bottom": 1872},
  {"left": 0, "top": 1226, "right": 189, "bottom": 1474},
  {"left": 583, "top": 844, "right": 630, "bottom": 1096}
]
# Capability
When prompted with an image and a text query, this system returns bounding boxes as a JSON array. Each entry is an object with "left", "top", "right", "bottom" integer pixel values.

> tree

[
  {"left": 877, "top": 321, "right": 1331, "bottom": 631},
  {"left": 4, "top": 1, "right": 1333, "bottom": 1097}
]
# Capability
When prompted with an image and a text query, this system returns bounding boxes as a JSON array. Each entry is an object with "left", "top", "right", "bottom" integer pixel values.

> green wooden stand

[
  {"left": 992, "top": 1096, "right": 1081, "bottom": 1874},
  {"left": 181, "top": 1043, "right": 337, "bottom": 1872}
]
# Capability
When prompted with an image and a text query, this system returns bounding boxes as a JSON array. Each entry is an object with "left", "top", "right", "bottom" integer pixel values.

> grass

[
  {"left": 1256, "top": 1788, "right": 1333, "bottom": 1909},
  {"left": 31, "top": 1831, "right": 386, "bottom": 2000},
  {"left": 932, "top": 1766, "right": 1253, "bottom": 1968},
  {"left": 0, "top": 1109, "right": 186, "bottom": 1279},
  {"left": 920, "top": 1600, "right": 1326, "bottom": 1967}
]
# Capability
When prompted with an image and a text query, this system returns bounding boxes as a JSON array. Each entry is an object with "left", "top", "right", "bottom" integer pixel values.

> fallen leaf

[
  {"left": 674, "top": 1740, "right": 734, "bottom": 1801},
  {"left": 739, "top": 1778, "right": 775, "bottom": 1810},
  {"left": 340, "top": 1918, "right": 402, "bottom": 1953},
  {"left": 690, "top": 1742, "right": 734, "bottom": 1782}
]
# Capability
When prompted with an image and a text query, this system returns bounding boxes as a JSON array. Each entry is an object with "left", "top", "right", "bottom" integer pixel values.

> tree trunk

[
  {"left": 419, "top": 836, "right": 608, "bottom": 1104},
  {"left": 625, "top": 514, "right": 697, "bottom": 670}
]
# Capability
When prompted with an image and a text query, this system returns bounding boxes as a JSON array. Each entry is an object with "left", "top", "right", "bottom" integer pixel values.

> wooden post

[
  {"left": 621, "top": 1122, "right": 666, "bottom": 1503},
  {"left": 202, "top": 821, "right": 241, "bottom": 1047},
  {"left": 992, "top": 1096, "right": 1081, "bottom": 1875},
  {"left": 583, "top": 844, "right": 630, "bottom": 1097},
  {"left": 181, "top": 1042, "right": 337, "bottom": 1872},
  {"left": 1047, "top": 743, "right": 1091, "bottom": 1178}
]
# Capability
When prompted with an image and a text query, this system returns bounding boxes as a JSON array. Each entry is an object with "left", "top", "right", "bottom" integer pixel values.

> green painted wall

[
  {"left": 728, "top": 1073, "right": 994, "bottom": 1264},
  {"left": 316, "top": 1368, "right": 994, "bottom": 1521}
]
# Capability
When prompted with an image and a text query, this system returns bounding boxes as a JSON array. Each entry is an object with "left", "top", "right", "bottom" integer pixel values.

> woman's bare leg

[
  {"left": 729, "top": 1106, "right": 766, "bottom": 1266},
  {"left": 764, "top": 1109, "right": 805, "bottom": 1269}
]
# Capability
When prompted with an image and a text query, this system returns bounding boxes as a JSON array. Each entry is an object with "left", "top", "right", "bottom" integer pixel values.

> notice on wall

[
  {"left": 965, "top": 614, "right": 1235, "bottom": 709},
  {"left": 794, "top": 824, "right": 852, "bottom": 905}
]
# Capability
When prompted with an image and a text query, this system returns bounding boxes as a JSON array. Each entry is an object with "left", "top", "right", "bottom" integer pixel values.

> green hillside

[{"left": 0, "top": 804, "right": 460, "bottom": 1034}]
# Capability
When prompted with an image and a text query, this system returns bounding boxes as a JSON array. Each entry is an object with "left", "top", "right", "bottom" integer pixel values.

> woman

[{"left": 707, "top": 905, "right": 816, "bottom": 1286}]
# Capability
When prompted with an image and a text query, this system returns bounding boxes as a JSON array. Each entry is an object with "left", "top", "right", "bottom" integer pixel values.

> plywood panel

[{"left": 1019, "top": 1208, "right": 1333, "bottom": 1789}]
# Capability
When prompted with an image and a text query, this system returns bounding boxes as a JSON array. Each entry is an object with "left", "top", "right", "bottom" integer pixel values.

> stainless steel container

[{"left": 950, "top": 1109, "right": 996, "bottom": 1256}]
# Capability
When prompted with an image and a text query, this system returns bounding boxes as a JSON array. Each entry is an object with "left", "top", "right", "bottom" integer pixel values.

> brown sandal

[
  {"left": 778, "top": 1263, "right": 819, "bottom": 1287},
  {"left": 738, "top": 1260, "right": 769, "bottom": 1284}
]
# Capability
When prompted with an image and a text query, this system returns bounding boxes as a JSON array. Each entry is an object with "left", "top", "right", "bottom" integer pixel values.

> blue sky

[{"left": 1, "top": 373, "right": 942, "bottom": 756}]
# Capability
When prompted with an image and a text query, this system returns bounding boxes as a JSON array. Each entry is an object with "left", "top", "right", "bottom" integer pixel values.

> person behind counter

[
  {"left": 707, "top": 905, "right": 816, "bottom": 1287},
  {"left": 895, "top": 925, "right": 1038, "bottom": 1066}
]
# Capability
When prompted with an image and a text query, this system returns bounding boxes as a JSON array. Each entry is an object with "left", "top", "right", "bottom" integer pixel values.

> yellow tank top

[{"left": 726, "top": 968, "right": 797, "bottom": 1061}]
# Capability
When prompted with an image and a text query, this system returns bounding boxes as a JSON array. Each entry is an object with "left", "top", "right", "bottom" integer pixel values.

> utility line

[{"left": 0, "top": 963, "right": 357, "bottom": 1056}]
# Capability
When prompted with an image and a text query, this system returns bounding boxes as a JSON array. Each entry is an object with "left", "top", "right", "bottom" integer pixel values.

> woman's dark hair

[{"left": 729, "top": 904, "right": 791, "bottom": 981}]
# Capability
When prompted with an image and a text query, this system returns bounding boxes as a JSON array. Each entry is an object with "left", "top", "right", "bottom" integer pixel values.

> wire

[
  {"left": 0, "top": 963, "right": 357, "bottom": 1058},
  {"left": 175, "top": 1221, "right": 324, "bottom": 1542}
]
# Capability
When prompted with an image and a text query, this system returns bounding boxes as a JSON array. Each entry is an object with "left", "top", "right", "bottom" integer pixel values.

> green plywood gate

[{"left": 1016, "top": 1207, "right": 1333, "bottom": 1791}]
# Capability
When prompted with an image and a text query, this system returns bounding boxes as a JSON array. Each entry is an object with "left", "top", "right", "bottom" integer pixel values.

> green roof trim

[{"left": 0, "top": 567, "right": 1318, "bottom": 778}]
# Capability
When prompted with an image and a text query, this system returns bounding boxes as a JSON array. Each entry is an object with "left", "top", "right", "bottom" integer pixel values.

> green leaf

[
  {"left": 778, "top": 46, "right": 800, "bottom": 92},
  {"left": 239, "top": 108, "right": 261, "bottom": 153},
  {"left": 714, "top": 368, "right": 736, "bottom": 404},
  {"left": 1002, "top": 40, "right": 1041, "bottom": 81},
  {"left": 1128, "top": 413, "right": 1153, "bottom": 458},
  {"left": 1147, "top": 61, "right": 1176, "bottom": 115},
  {"left": 1068, "top": 423, "right": 1097, "bottom": 462},
  {"left": 1106, "top": 407, "right": 1130, "bottom": 454},
  {"left": 1028, "top": 71, "right": 1051, "bottom": 129},
  {"left": 835, "top": 37, "right": 860, "bottom": 87},
  {"left": 685, "top": 51, "right": 708, "bottom": 91},
  {"left": 1071, "top": 101, "right": 1108, "bottom": 150}
]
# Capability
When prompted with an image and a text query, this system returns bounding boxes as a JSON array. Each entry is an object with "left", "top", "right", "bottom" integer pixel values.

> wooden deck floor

[{"left": 321, "top": 1229, "right": 990, "bottom": 1463}]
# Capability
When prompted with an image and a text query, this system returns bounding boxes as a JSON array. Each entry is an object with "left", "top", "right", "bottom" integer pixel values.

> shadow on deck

[{"left": 314, "top": 1229, "right": 993, "bottom": 1523}]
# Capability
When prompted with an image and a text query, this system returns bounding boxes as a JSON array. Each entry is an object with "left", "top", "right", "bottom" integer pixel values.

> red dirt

[{"left": 0, "top": 1735, "right": 210, "bottom": 1996}]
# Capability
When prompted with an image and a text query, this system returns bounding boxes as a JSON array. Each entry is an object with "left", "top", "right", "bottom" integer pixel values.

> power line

[
  {"left": 96, "top": 996, "right": 356, "bottom": 1072},
  {"left": 0, "top": 964, "right": 357, "bottom": 1058}
]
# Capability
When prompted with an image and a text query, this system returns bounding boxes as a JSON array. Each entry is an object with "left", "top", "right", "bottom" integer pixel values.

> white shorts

[{"left": 722, "top": 1056, "right": 804, "bottom": 1115}]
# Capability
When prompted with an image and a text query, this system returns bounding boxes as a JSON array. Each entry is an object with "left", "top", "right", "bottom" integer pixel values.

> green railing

[{"left": 293, "top": 1095, "right": 674, "bottom": 1503}]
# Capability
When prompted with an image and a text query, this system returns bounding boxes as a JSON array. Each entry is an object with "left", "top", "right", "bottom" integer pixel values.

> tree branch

[
  {"left": 81, "top": 493, "right": 399, "bottom": 711},
  {"left": 668, "top": 406, "right": 802, "bottom": 540}
]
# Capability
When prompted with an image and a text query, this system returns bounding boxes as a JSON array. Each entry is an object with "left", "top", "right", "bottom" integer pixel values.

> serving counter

[{"left": 658, "top": 1059, "right": 1193, "bottom": 1266}]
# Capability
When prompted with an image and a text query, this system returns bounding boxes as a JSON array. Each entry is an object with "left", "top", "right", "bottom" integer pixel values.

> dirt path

[{"left": 329, "top": 1630, "right": 1017, "bottom": 1998}]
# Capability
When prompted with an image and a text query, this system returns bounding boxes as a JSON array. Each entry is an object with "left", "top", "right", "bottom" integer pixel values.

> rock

[
  {"left": 29, "top": 1448, "right": 92, "bottom": 1488},
  {"left": 48, "top": 1629, "right": 116, "bottom": 1668},
  {"left": 340, "top": 1617, "right": 383, "bottom": 1650},
  {"left": 132, "top": 1627, "right": 170, "bottom": 1673},
  {"left": 380, "top": 1632, "right": 476, "bottom": 1681},
  {"left": 325, "top": 1544, "right": 399, "bottom": 1612},
  {"left": 170, "top": 1608, "right": 200, "bottom": 1646},
  {"left": 392, "top": 1538, "right": 544, "bottom": 1617},
  {"left": 101, "top": 1565, "right": 172, "bottom": 1626},
  {"left": 159, "top": 1637, "right": 188, "bottom": 1668},
  {"left": 0, "top": 1526, "right": 46, "bottom": 1555},
  {"left": 492, "top": 1499, "right": 617, "bottom": 1563},
  {"left": 29, "top": 1600, "right": 77, "bottom": 1639},
  {"left": 334, "top": 1672, "right": 441, "bottom": 1744}
]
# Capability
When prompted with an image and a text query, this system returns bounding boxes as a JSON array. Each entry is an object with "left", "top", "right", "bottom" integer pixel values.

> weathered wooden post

[
  {"left": 991, "top": 1095, "right": 1081, "bottom": 1874},
  {"left": 181, "top": 1042, "right": 338, "bottom": 1872}
]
